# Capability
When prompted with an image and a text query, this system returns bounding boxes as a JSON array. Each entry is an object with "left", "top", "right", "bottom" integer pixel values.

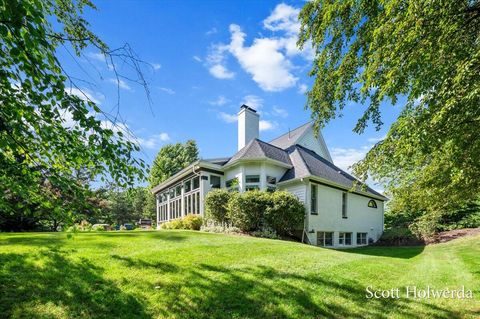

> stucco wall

[{"left": 306, "top": 182, "right": 384, "bottom": 247}]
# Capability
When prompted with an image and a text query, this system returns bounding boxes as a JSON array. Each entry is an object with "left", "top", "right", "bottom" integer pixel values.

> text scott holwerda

[{"left": 365, "top": 286, "right": 473, "bottom": 299}]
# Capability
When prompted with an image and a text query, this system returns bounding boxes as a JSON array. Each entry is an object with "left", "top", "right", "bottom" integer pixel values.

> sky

[{"left": 57, "top": 0, "right": 402, "bottom": 189}]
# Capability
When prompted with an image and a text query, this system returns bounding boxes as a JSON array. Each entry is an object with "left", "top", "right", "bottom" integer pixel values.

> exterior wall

[
  {"left": 223, "top": 162, "right": 288, "bottom": 192},
  {"left": 297, "top": 127, "right": 332, "bottom": 162},
  {"left": 279, "top": 181, "right": 307, "bottom": 203},
  {"left": 306, "top": 182, "right": 384, "bottom": 247}
]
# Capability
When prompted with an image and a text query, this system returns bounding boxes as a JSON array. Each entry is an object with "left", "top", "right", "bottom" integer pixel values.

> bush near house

[
  {"left": 265, "top": 191, "right": 305, "bottom": 236},
  {"left": 204, "top": 189, "right": 231, "bottom": 224},
  {"left": 205, "top": 190, "right": 305, "bottom": 237},
  {"left": 161, "top": 215, "right": 203, "bottom": 230},
  {"left": 227, "top": 191, "right": 271, "bottom": 232}
]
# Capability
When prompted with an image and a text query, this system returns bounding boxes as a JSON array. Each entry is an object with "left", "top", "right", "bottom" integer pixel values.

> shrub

[
  {"left": 205, "top": 189, "right": 231, "bottom": 224},
  {"left": 182, "top": 215, "right": 203, "bottom": 230},
  {"left": 251, "top": 227, "right": 280, "bottom": 239},
  {"left": 201, "top": 224, "right": 242, "bottom": 234},
  {"left": 227, "top": 190, "right": 271, "bottom": 231},
  {"left": 265, "top": 191, "right": 305, "bottom": 236}
]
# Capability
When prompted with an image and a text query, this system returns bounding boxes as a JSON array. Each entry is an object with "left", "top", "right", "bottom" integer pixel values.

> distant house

[{"left": 152, "top": 105, "right": 387, "bottom": 247}]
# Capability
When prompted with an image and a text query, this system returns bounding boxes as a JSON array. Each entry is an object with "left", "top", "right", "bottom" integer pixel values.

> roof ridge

[
  {"left": 256, "top": 138, "right": 290, "bottom": 153},
  {"left": 292, "top": 145, "right": 312, "bottom": 175}
]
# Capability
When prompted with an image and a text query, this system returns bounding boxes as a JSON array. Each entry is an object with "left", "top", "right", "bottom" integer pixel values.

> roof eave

[{"left": 223, "top": 158, "right": 293, "bottom": 170}]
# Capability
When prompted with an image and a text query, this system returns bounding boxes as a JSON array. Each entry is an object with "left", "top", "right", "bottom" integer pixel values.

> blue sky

[{"left": 58, "top": 1, "right": 401, "bottom": 184}]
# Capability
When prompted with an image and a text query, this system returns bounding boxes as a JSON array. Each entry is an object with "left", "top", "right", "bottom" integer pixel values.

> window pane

[
  {"left": 193, "top": 177, "right": 200, "bottom": 189},
  {"left": 185, "top": 180, "right": 191, "bottom": 192},
  {"left": 210, "top": 175, "right": 221, "bottom": 188},
  {"left": 311, "top": 185, "right": 317, "bottom": 213},
  {"left": 226, "top": 178, "right": 238, "bottom": 188},
  {"left": 345, "top": 233, "right": 352, "bottom": 245},
  {"left": 266, "top": 176, "right": 276, "bottom": 184},
  {"left": 246, "top": 185, "right": 260, "bottom": 191},
  {"left": 342, "top": 193, "right": 347, "bottom": 218},
  {"left": 176, "top": 185, "right": 181, "bottom": 196},
  {"left": 245, "top": 175, "right": 260, "bottom": 183}
]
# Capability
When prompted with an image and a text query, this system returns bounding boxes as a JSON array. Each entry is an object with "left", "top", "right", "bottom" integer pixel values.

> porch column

[
  {"left": 181, "top": 183, "right": 185, "bottom": 217},
  {"left": 167, "top": 191, "right": 171, "bottom": 221},
  {"left": 156, "top": 194, "right": 160, "bottom": 229}
]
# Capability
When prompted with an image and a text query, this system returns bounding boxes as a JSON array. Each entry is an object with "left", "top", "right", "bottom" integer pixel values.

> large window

[
  {"left": 245, "top": 175, "right": 260, "bottom": 191},
  {"left": 192, "top": 176, "right": 200, "bottom": 190},
  {"left": 226, "top": 177, "right": 239, "bottom": 191},
  {"left": 311, "top": 184, "right": 317, "bottom": 214},
  {"left": 210, "top": 175, "right": 221, "bottom": 189},
  {"left": 342, "top": 192, "right": 348, "bottom": 218},
  {"left": 357, "top": 232, "right": 367, "bottom": 245},
  {"left": 339, "top": 232, "right": 352, "bottom": 245},
  {"left": 317, "top": 231, "right": 333, "bottom": 247}
]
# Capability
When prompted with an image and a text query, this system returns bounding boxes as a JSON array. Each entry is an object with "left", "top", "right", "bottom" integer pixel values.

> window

[
  {"left": 210, "top": 175, "right": 221, "bottom": 189},
  {"left": 342, "top": 192, "right": 348, "bottom": 218},
  {"left": 226, "top": 178, "right": 238, "bottom": 188},
  {"left": 311, "top": 184, "right": 317, "bottom": 214},
  {"left": 267, "top": 186, "right": 276, "bottom": 193},
  {"left": 317, "top": 231, "right": 333, "bottom": 247},
  {"left": 184, "top": 180, "right": 191, "bottom": 193},
  {"left": 357, "top": 232, "right": 367, "bottom": 245},
  {"left": 175, "top": 185, "right": 182, "bottom": 197},
  {"left": 245, "top": 175, "right": 260, "bottom": 183},
  {"left": 368, "top": 199, "right": 377, "bottom": 208},
  {"left": 339, "top": 232, "right": 352, "bottom": 245},
  {"left": 266, "top": 176, "right": 276, "bottom": 185},
  {"left": 193, "top": 176, "right": 200, "bottom": 190},
  {"left": 245, "top": 185, "right": 260, "bottom": 191}
]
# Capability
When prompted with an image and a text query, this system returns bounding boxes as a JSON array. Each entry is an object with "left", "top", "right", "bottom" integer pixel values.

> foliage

[
  {"left": 227, "top": 191, "right": 270, "bottom": 232},
  {"left": 182, "top": 215, "right": 203, "bottom": 231},
  {"left": 264, "top": 191, "right": 305, "bottom": 236},
  {"left": 0, "top": 0, "right": 146, "bottom": 228},
  {"left": 0, "top": 231, "right": 478, "bottom": 318},
  {"left": 200, "top": 223, "right": 242, "bottom": 235},
  {"left": 299, "top": 0, "right": 480, "bottom": 233},
  {"left": 250, "top": 227, "right": 280, "bottom": 240},
  {"left": 160, "top": 215, "right": 203, "bottom": 230},
  {"left": 148, "top": 140, "right": 199, "bottom": 188},
  {"left": 204, "top": 189, "right": 231, "bottom": 224}
]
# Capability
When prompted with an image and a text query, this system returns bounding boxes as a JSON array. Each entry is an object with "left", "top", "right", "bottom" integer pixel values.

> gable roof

[
  {"left": 280, "top": 144, "right": 387, "bottom": 200},
  {"left": 269, "top": 121, "right": 313, "bottom": 150},
  {"left": 203, "top": 157, "right": 231, "bottom": 166},
  {"left": 225, "top": 139, "right": 292, "bottom": 167}
]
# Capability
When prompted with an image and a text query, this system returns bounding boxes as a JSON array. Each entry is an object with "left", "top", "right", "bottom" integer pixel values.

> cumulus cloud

[
  {"left": 330, "top": 146, "right": 370, "bottom": 172},
  {"left": 218, "top": 112, "right": 237, "bottom": 123},
  {"left": 272, "top": 106, "right": 288, "bottom": 118},
  {"left": 138, "top": 132, "right": 171, "bottom": 149},
  {"left": 65, "top": 88, "right": 103, "bottom": 105},
  {"left": 209, "top": 64, "right": 235, "bottom": 79},
  {"left": 259, "top": 120, "right": 277, "bottom": 131},
  {"left": 298, "top": 83, "right": 308, "bottom": 94},
  {"left": 241, "top": 95, "right": 263, "bottom": 109},
  {"left": 367, "top": 135, "right": 386, "bottom": 143},
  {"left": 209, "top": 95, "right": 229, "bottom": 106},
  {"left": 108, "top": 78, "right": 132, "bottom": 91}
]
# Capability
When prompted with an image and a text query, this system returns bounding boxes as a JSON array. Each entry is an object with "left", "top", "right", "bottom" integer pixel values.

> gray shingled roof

[
  {"left": 280, "top": 145, "right": 386, "bottom": 199},
  {"left": 225, "top": 139, "right": 292, "bottom": 166},
  {"left": 269, "top": 121, "right": 312, "bottom": 150},
  {"left": 203, "top": 157, "right": 231, "bottom": 166}
]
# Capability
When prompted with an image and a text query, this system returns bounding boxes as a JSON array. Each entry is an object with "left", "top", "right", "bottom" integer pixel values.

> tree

[
  {"left": 148, "top": 140, "right": 199, "bottom": 188},
  {"left": 298, "top": 1, "right": 480, "bottom": 237},
  {"left": 0, "top": 0, "right": 147, "bottom": 227}
]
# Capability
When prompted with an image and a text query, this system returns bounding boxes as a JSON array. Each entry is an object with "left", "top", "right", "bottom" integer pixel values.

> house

[{"left": 152, "top": 105, "right": 387, "bottom": 247}]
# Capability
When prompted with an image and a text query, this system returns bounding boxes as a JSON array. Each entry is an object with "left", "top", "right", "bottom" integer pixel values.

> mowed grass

[{"left": 0, "top": 231, "right": 478, "bottom": 319}]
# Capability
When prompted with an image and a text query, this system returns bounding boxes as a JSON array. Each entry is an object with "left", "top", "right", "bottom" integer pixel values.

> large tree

[
  {"left": 0, "top": 0, "right": 146, "bottom": 227},
  {"left": 298, "top": 1, "right": 480, "bottom": 237},
  {"left": 148, "top": 140, "right": 199, "bottom": 188}
]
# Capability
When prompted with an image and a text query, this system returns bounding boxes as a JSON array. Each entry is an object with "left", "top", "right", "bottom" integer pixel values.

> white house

[{"left": 152, "top": 105, "right": 387, "bottom": 247}]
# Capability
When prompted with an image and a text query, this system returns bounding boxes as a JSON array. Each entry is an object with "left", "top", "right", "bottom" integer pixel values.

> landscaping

[{"left": 0, "top": 231, "right": 478, "bottom": 318}]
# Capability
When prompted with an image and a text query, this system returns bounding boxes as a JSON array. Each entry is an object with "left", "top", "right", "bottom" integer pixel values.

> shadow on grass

[
  {"left": 0, "top": 250, "right": 149, "bottom": 318},
  {"left": 341, "top": 245, "right": 426, "bottom": 259}
]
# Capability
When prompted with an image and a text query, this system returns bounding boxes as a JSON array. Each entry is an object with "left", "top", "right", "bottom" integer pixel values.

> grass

[{"left": 0, "top": 231, "right": 478, "bottom": 319}]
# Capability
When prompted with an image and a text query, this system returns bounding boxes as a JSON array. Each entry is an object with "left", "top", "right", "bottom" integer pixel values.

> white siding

[
  {"left": 280, "top": 182, "right": 307, "bottom": 203},
  {"left": 307, "top": 182, "right": 384, "bottom": 247},
  {"left": 297, "top": 127, "right": 332, "bottom": 162}
]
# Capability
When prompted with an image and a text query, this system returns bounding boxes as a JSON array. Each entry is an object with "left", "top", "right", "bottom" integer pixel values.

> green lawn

[{"left": 0, "top": 231, "right": 478, "bottom": 319}]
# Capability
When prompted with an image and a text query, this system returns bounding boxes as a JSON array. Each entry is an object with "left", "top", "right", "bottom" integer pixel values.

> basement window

[
  {"left": 317, "top": 231, "right": 333, "bottom": 247},
  {"left": 357, "top": 232, "right": 367, "bottom": 245},
  {"left": 339, "top": 232, "right": 352, "bottom": 245}
]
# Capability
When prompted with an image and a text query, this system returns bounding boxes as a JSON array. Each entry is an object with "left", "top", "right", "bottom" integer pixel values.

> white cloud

[
  {"left": 108, "top": 78, "right": 132, "bottom": 91},
  {"left": 367, "top": 135, "right": 386, "bottom": 143},
  {"left": 86, "top": 52, "right": 105, "bottom": 62},
  {"left": 218, "top": 112, "right": 237, "bottom": 123},
  {"left": 209, "top": 95, "right": 229, "bottom": 106},
  {"left": 228, "top": 24, "right": 298, "bottom": 91},
  {"left": 330, "top": 146, "right": 370, "bottom": 172},
  {"left": 263, "top": 3, "right": 301, "bottom": 35},
  {"left": 206, "top": 27, "right": 218, "bottom": 36},
  {"left": 159, "top": 87, "right": 175, "bottom": 95},
  {"left": 241, "top": 95, "right": 263, "bottom": 109},
  {"left": 209, "top": 64, "right": 235, "bottom": 79},
  {"left": 272, "top": 106, "right": 288, "bottom": 118},
  {"left": 151, "top": 63, "right": 162, "bottom": 71},
  {"left": 66, "top": 88, "right": 103, "bottom": 105},
  {"left": 259, "top": 120, "right": 277, "bottom": 131},
  {"left": 193, "top": 55, "right": 202, "bottom": 62},
  {"left": 138, "top": 132, "right": 171, "bottom": 149},
  {"left": 298, "top": 83, "right": 308, "bottom": 94}
]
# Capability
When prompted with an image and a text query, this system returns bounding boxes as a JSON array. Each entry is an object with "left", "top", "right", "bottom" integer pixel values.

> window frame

[
  {"left": 368, "top": 199, "right": 378, "bottom": 208},
  {"left": 342, "top": 192, "right": 348, "bottom": 218},
  {"left": 311, "top": 184, "right": 318, "bottom": 215},
  {"left": 210, "top": 175, "right": 221, "bottom": 189},
  {"left": 317, "top": 231, "right": 333, "bottom": 247},
  {"left": 339, "top": 232, "right": 352, "bottom": 246},
  {"left": 357, "top": 232, "right": 367, "bottom": 245}
]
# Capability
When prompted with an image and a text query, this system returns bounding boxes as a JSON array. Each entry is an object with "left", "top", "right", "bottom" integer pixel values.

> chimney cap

[{"left": 240, "top": 104, "right": 257, "bottom": 113}]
